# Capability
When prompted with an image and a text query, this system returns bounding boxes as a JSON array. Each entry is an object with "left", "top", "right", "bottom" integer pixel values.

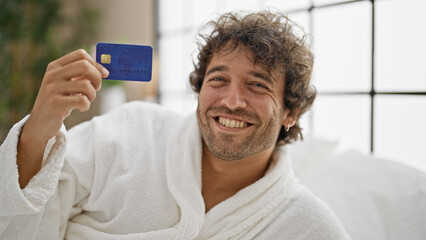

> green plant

[{"left": 0, "top": 0, "right": 99, "bottom": 142}]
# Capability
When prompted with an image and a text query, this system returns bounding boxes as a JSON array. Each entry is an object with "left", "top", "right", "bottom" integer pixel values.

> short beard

[{"left": 196, "top": 105, "right": 283, "bottom": 161}]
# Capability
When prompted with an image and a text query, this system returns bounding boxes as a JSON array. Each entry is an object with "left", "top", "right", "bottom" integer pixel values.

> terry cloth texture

[{"left": 0, "top": 101, "right": 350, "bottom": 240}]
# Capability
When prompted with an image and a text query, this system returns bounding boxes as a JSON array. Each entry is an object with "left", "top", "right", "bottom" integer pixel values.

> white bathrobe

[{"left": 0, "top": 101, "right": 350, "bottom": 240}]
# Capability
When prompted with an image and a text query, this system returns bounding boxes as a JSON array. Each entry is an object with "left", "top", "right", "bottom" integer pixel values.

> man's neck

[{"left": 201, "top": 142, "right": 274, "bottom": 212}]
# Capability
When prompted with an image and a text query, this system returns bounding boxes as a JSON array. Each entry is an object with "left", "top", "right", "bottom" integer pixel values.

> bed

[{"left": 290, "top": 138, "right": 426, "bottom": 240}]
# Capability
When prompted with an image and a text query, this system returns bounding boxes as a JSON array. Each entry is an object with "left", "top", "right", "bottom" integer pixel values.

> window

[{"left": 158, "top": 0, "right": 426, "bottom": 172}]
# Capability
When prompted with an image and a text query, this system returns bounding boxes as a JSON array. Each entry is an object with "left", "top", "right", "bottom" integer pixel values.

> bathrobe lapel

[
  {"left": 165, "top": 113, "right": 295, "bottom": 239},
  {"left": 165, "top": 113, "right": 205, "bottom": 239}
]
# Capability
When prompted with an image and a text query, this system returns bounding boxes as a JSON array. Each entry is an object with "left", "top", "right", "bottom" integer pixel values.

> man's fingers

[
  {"left": 59, "top": 94, "right": 91, "bottom": 113},
  {"left": 50, "top": 49, "right": 109, "bottom": 79},
  {"left": 53, "top": 49, "right": 92, "bottom": 67},
  {"left": 57, "top": 80, "right": 97, "bottom": 102},
  {"left": 50, "top": 60, "right": 102, "bottom": 90},
  {"left": 97, "top": 62, "right": 110, "bottom": 79}
]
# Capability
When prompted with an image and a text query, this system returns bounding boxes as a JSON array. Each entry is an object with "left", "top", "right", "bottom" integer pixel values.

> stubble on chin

[{"left": 196, "top": 106, "right": 282, "bottom": 161}]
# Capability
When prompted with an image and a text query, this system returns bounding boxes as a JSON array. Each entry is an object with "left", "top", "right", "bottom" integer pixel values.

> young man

[{"left": 0, "top": 11, "right": 350, "bottom": 239}]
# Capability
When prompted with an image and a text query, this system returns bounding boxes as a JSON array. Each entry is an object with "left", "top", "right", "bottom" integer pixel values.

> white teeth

[{"left": 218, "top": 117, "right": 247, "bottom": 128}]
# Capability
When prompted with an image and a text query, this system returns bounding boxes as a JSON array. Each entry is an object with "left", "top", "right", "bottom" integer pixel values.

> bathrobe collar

[{"left": 165, "top": 113, "right": 294, "bottom": 239}]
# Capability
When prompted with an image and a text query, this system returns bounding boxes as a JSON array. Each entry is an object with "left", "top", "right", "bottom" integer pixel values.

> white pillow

[
  {"left": 299, "top": 151, "right": 426, "bottom": 240},
  {"left": 290, "top": 137, "right": 338, "bottom": 177}
]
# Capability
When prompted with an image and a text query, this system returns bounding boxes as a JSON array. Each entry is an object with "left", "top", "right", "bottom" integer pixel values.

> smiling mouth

[{"left": 214, "top": 116, "right": 252, "bottom": 129}]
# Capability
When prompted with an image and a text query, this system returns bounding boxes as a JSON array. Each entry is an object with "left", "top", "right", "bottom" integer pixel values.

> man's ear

[{"left": 282, "top": 108, "right": 300, "bottom": 128}]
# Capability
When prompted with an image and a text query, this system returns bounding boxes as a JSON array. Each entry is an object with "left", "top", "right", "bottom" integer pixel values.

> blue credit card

[{"left": 96, "top": 42, "right": 152, "bottom": 81}]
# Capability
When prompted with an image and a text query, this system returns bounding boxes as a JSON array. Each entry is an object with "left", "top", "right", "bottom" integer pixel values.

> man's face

[{"left": 196, "top": 46, "right": 288, "bottom": 160}]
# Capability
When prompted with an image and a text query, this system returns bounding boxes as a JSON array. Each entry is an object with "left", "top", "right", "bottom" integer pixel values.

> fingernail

[{"left": 101, "top": 67, "right": 109, "bottom": 78}]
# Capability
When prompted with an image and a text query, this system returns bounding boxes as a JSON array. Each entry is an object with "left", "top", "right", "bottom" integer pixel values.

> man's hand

[
  {"left": 29, "top": 49, "right": 109, "bottom": 140},
  {"left": 17, "top": 49, "right": 109, "bottom": 188}
]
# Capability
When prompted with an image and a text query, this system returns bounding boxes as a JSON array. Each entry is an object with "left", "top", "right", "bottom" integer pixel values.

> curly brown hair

[{"left": 190, "top": 11, "right": 316, "bottom": 145}]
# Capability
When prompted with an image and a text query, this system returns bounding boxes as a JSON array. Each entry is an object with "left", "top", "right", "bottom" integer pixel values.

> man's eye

[
  {"left": 251, "top": 82, "right": 267, "bottom": 89},
  {"left": 207, "top": 77, "right": 226, "bottom": 87},
  {"left": 211, "top": 77, "right": 225, "bottom": 82}
]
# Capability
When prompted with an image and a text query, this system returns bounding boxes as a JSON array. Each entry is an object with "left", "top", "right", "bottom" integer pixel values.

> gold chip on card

[{"left": 100, "top": 54, "right": 111, "bottom": 64}]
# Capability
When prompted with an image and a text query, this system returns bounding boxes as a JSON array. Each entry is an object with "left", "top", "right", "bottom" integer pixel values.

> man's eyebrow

[
  {"left": 205, "top": 65, "right": 275, "bottom": 85},
  {"left": 206, "top": 65, "right": 228, "bottom": 76},
  {"left": 248, "top": 71, "right": 274, "bottom": 85}
]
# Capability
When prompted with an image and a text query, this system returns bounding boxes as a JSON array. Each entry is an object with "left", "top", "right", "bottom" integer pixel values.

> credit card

[{"left": 96, "top": 42, "right": 152, "bottom": 81}]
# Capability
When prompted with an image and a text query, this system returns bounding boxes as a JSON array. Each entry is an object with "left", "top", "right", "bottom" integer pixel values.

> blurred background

[{"left": 1, "top": 0, "right": 425, "bottom": 172}]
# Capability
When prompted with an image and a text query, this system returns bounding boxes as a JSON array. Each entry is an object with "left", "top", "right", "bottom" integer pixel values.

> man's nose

[{"left": 221, "top": 84, "right": 247, "bottom": 109}]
